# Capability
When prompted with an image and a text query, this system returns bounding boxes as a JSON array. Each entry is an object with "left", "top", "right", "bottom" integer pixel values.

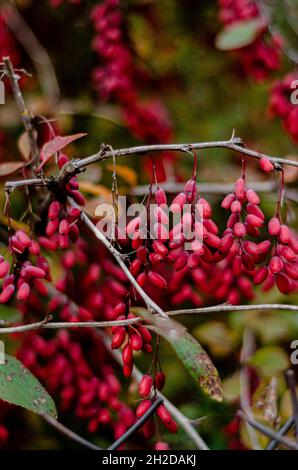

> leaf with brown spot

[{"left": 132, "top": 307, "right": 223, "bottom": 401}]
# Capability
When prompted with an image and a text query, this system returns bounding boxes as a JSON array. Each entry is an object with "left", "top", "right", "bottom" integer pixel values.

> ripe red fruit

[
  {"left": 17, "top": 282, "right": 30, "bottom": 301},
  {"left": 184, "top": 179, "right": 197, "bottom": 203},
  {"left": 269, "top": 256, "right": 283, "bottom": 274},
  {"left": 155, "top": 371, "right": 166, "bottom": 390},
  {"left": 46, "top": 219, "right": 59, "bottom": 237},
  {"left": 233, "top": 222, "right": 246, "bottom": 238},
  {"left": 170, "top": 192, "right": 187, "bottom": 213},
  {"left": 155, "top": 442, "right": 170, "bottom": 450},
  {"left": 16, "top": 230, "right": 32, "bottom": 248},
  {"left": 138, "top": 375, "right": 153, "bottom": 397},
  {"left": 126, "top": 217, "right": 141, "bottom": 235},
  {"left": 139, "top": 326, "right": 152, "bottom": 343},
  {"left": 152, "top": 240, "right": 168, "bottom": 257},
  {"left": 243, "top": 241, "right": 259, "bottom": 257},
  {"left": 122, "top": 343, "right": 133, "bottom": 366},
  {"left": 136, "top": 399, "right": 152, "bottom": 418},
  {"left": 59, "top": 219, "right": 70, "bottom": 235},
  {"left": 221, "top": 193, "right": 235, "bottom": 209},
  {"left": 148, "top": 271, "right": 167, "bottom": 289},
  {"left": 156, "top": 404, "right": 172, "bottom": 424},
  {"left": 234, "top": 178, "right": 245, "bottom": 199},
  {"left": 280, "top": 246, "right": 296, "bottom": 262},
  {"left": 232, "top": 255, "right": 242, "bottom": 276},
  {"left": 205, "top": 233, "right": 221, "bottom": 249},
  {"left": 253, "top": 266, "right": 268, "bottom": 285},
  {"left": 268, "top": 217, "right": 281, "bottom": 236},
  {"left": 231, "top": 200, "right": 242, "bottom": 213},
  {"left": 22, "top": 265, "right": 46, "bottom": 278},
  {"left": 197, "top": 198, "right": 212, "bottom": 219},
  {"left": 284, "top": 263, "right": 298, "bottom": 280},
  {"left": 130, "top": 333, "right": 143, "bottom": 351},
  {"left": 276, "top": 273, "right": 290, "bottom": 294},
  {"left": 220, "top": 233, "right": 234, "bottom": 253},
  {"left": 258, "top": 240, "right": 271, "bottom": 254},
  {"left": 279, "top": 225, "right": 290, "bottom": 244},
  {"left": 0, "top": 284, "right": 15, "bottom": 303},
  {"left": 48, "top": 201, "right": 61, "bottom": 219},
  {"left": 259, "top": 157, "right": 274, "bottom": 173},
  {"left": 246, "top": 214, "right": 263, "bottom": 228},
  {"left": 111, "top": 327, "right": 126, "bottom": 349},
  {"left": 155, "top": 187, "right": 167, "bottom": 206},
  {"left": 246, "top": 203, "right": 264, "bottom": 220},
  {"left": 246, "top": 189, "right": 260, "bottom": 205},
  {"left": 0, "top": 261, "right": 10, "bottom": 279},
  {"left": 174, "top": 252, "right": 188, "bottom": 271}
]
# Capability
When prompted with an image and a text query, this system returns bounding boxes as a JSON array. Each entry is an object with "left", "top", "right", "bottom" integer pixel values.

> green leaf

[
  {"left": 0, "top": 306, "right": 22, "bottom": 324},
  {"left": 132, "top": 307, "right": 223, "bottom": 402},
  {"left": 248, "top": 346, "right": 289, "bottom": 377},
  {"left": 0, "top": 354, "right": 57, "bottom": 417},
  {"left": 215, "top": 19, "right": 263, "bottom": 51}
]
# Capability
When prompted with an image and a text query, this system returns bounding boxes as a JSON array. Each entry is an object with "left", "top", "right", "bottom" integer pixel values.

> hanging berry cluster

[
  {"left": 217, "top": 0, "right": 283, "bottom": 82},
  {"left": 269, "top": 73, "right": 298, "bottom": 143}
]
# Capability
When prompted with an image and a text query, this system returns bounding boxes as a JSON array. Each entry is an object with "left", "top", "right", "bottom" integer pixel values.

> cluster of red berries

[
  {"left": 0, "top": 229, "right": 49, "bottom": 305},
  {"left": 19, "top": 328, "right": 137, "bottom": 439},
  {"left": 0, "top": 13, "right": 20, "bottom": 66},
  {"left": 218, "top": 0, "right": 282, "bottom": 82},
  {"left": 269, "top": 73, "right": 298, "bottom": 143},
  {"left": 90, "top": 0, "right": 173, "bottom": 180},
  {"left": 136, "top": 373, "right": 177, "bottom": 438}
]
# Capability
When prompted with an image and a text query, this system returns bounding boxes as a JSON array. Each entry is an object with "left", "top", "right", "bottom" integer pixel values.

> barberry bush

[{"left": 0, "top": 0, "right": 298, "bottom": 451}]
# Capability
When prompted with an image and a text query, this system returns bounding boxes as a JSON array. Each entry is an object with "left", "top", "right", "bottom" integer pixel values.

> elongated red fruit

[
  {"left": 221, "top": 193, "right": 235, "bottom": 209},
  {"left": 259, "top": 157, "right": 274, "bottom": 173},
  {"left": 170, "top": 192, "right": 187, "bottom": 213},
  {"left": 276, "top": 273, "right": 289, "bottom": 294},
  {"left": 17, "top": 282, "right": 30, "bottom": 301},
  {"left": 184, "top": 179, "right": 197, "bottom": 203},
  {"left": 269, "top": 256, "right": 283, "bottom": 274},
  {"left": 122, "top": 343, "right": 133, "bottom": 366},
  {"left": 235, "top": 178, "right": 245, "bottom": 199},
  {"left": 279, "top": 225, "right": 290, "bottom": 244},
  {"left": 155, "top": 372, "right": 166, "bottom": 390},
  {"left": 152, "top": 240, "right": 168, "bottom": 257},
  {"left": 148, "top": 271, "right": 167, "bottom": 289},
  {"left": 246, "top": 203, "right": 264, "bottom": 220},
  {"left": 138, "top": 375, "right": 153, "bottom": 397},
  {"left": 197, "top": 198, "right": 212, "bottom": 219},
  {"left": 111, "top": 327, "right": 126, "bottom": 349},
  {"left": 268, "top": 217, "right": 281, "bottom": 236},
  {"left": 16, "top": 230, "right": 31, "bottom": 248},
  {"left": 220, "top": 233, "right": 234, "bottom": 253},
  {"left": 48, "top": 201, "right": 61, "bottom": 219},
  {"left": 22, "top": 265, "right": 46, "bottom": 279},
  {"left": 246, "top": 214, "right": 263, "bottom": 228},
  {"left": 130, "top": 333, "right": 143, "bottom": 351},
  {"left": 231, "top": 200, "right": 242, "bottom": 213},
  {"left": 246, "top": 188, "right": 260, "bottom": 205},
  {"left": 0, "top": 261, "right": 10, "bottom": 279},
  {"left": 234, "top": 222, "right": 246, "bottom": 238},
  {"left": 155, "top": 187, "right": 167, "bottom": 206},
  {"left": 46, "top": 219, "right": 59, "bottom": 237},
  {"left": 284, "top": 263, "right": 298, "bottom": 280},
  {"left": 157, "top": 405, "right": 172, "bottom": 424},
  {"left": 126, "top": 217, "right": 141, "bottom": 235},
  {"left": 59, "top": 219, "right": 70, "bottom": 235},
  {"left": 253, "top": 266, "right": 268, "bottom": 285},
  {"left": 0, "top": 284, "right": 15, "bottom": 303},
  {"left": 136, "top": 399, "right": 152, "bottom": 418}
]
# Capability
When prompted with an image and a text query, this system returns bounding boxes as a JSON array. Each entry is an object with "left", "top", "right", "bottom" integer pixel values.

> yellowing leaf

[
  {"left": 106, "top": 164, "right": 138, "bottom": 186},
  {"left": 79, "top": 181, "right": 111, "bottom": 199},
  {"left": 17, "top": 131, "right": 37, "bottom": 161}
]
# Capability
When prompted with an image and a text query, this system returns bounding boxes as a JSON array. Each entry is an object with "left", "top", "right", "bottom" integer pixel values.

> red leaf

[{"left": 38, "top": 133, "right": 87, "bottom": 170}]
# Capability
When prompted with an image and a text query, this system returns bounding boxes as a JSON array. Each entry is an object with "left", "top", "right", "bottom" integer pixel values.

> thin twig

[
  {"left": 1, "top": 303, "right": 298, "bottom": 334},
  {"left": 240, "top": 328, "right": 261, "bottom": 450},
  {"left": 238, "top": 410, "right": 298, "bottom": 450},
  {"left": 167, "top": 304, "right": 298, "bottom": 316},
  {"left": 2, "top": 2, "right": 60, "bottom": 105},
  {"left": 42, "top": 414, "right": 102, "bottom": 450},
  {"left": 0, "top": 317, "right": 140, "bottom": 334},
  {"left": 2, "top": 56, "right": 39, "bottom": 165},
  {"left": 5, "top": 136, "right": 298, "bottom": 192},
  {"left": 266, "top": 417, "right": 295, "bottom": 450},
  {"left": 285, "top": 369, "right": 298, "bottom": 443},
  {"left": 107, "top": 398, "right": 163, "bottom": 450}
]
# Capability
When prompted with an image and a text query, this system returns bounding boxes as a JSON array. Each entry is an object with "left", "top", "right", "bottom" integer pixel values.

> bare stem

[
  {"left": 2, "top": 56, "right": 39, "bottom": 166},
  {"left": 238, "top": 410, "right": 298, "bottom": 450},
  {"left": 168, "top": 303, "right": 298, "bottom": 316},
  {"left": 5, "top": 136, "right": 298, "bottom": 192},
  {"left": 42, "top": 414, "right": 102, "bottom": 450}
]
